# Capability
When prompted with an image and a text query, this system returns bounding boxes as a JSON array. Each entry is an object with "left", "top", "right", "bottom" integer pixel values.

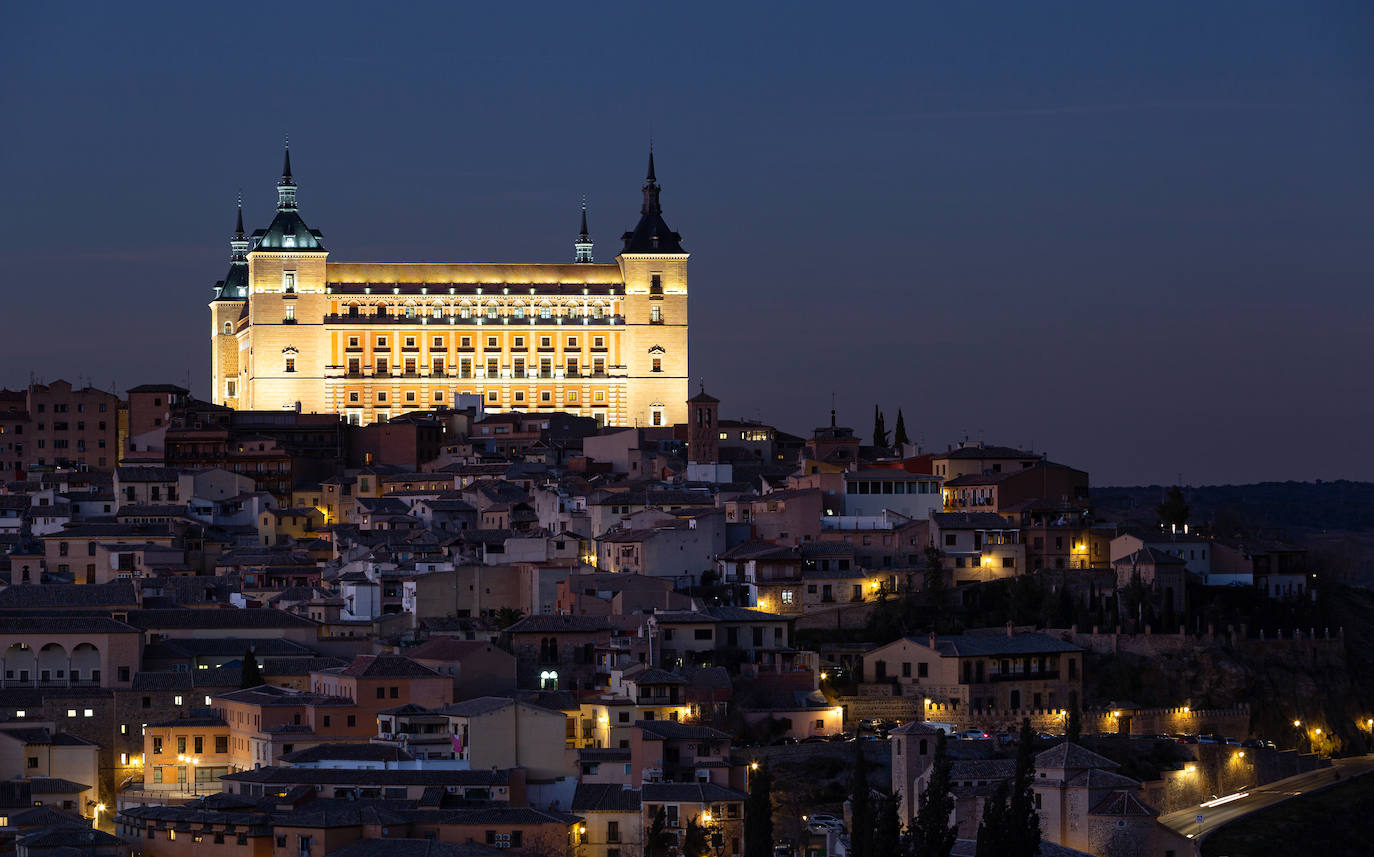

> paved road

[{"left": 1159, "top": 755, "right": 1374, "bottom": 842}]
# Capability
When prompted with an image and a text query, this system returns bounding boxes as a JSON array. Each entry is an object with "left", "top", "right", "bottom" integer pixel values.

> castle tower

[
  {"left": 889, "top": 723, "right": 939, "bottom": 826},
  {"left": 210, "top": 196, "right": 251, "bottom": 405},
  {"left": 618, "top": 150, "right": 689, "bottom": 428},
  {"left": 239, "top": 142, "right": 329, "bottom": 412},
  {"left": 687, "top": 384, "right": 720, "bottom": 465},
  {"left": 575, "top": 199, "right": 594, "bottom": 263}
]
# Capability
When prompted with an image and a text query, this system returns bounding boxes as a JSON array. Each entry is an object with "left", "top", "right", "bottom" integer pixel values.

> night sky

[{"left": 3, "top": 2, "right": 1371, "bottom": 485}]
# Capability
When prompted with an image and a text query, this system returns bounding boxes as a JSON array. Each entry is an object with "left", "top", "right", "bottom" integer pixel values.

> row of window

[
  {"left": 846, "top": 479, "right": 940, "bottom": 495},
  {"left": 342, "top": 387, "right": 613, "bottom": 407},
  {"left": 342, "top": 356, "right": 632, "bottom": 376},
  {"left": 30, "top": 402, "right": 110, "bottom": 414},
  {"left": 347, "top": 333, "right": 610, "bottom": 351}
]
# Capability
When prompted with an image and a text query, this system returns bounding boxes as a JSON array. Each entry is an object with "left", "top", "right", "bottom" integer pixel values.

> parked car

[
  {"left": 956, "top": 729, "right": 990, "bottom": 740},
  {"left": 1224, "top": 737, "right": 1242, "bottom": 746},
  {"left": 1242, "top": 738, "right": 1277, "bottom": 750},
  {"left": 1197, "top": 734, "right": 1222, "bottom": 744},
  {"left": 1173, "top": 734, "right": 1199, "bottom": 744},
  {"left": 769, "top": 736, "right": 799, "bottom": 746},
  {"left": 804, "top": 814, "right": 845, "bottom": 835}
]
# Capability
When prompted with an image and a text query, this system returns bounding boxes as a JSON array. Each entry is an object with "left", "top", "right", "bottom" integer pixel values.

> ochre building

[{"left": 211, "top": 148, "right": 689, "bottom": 427}]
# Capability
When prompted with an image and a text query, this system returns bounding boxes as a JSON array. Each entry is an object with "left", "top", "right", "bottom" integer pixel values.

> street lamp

[
  {"left": 89, "top": 801, "right": 105, "bottom": 829},
  {"left": 177, "top": 755, "right": 200, "bottom": 795}
]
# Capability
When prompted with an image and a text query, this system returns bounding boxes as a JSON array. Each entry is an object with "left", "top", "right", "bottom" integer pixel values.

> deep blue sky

[{"left": 2, "top": 2, "right": 1371, "bottom": 484}]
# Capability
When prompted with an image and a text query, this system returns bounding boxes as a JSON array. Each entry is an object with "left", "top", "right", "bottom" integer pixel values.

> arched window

[
  {"left": 460, "top": 302, "right": 471, "bottom": 319},
  {"left": 405, "top": 303, "right": 417, "bottom": 319},
  {"left": 486, "top": 302, "right": 498, "bottom": 319},
  {"left": 347, "top": 303, "right": 360, "bottom": 318},
  {"left": 592, "top": 302, "right": 605, "bottom": 319},
  {"left": 432, "top": 303, "right": 443, "bottom": 319},
  {"left": 512, "top": 303, "right": 525, "bottom": 319},
  {"left": 223, "top": 322, "right": 232, "bottom": 335},
  {"left": 539, "top": 303, "right": 551, "bottom": 319},
  {"left": 376, "top": 304, "right": 388, "bottom": 317}
]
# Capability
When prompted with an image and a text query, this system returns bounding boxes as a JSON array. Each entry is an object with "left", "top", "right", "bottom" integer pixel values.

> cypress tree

[
  {"left": 849, "top": 739, "right": 874, "bottom": 857},
  {"left": 872, "top": 791, "right": 903, "bottom": 857},
  {"left": 1066, "top": 708, "right": 1082, "bottom": 743},
  {"left": 873, "top": 406, "right": 889, "bottom": 448},
  {"left": 912, "top": 731, "right": 957, "bottom": 857},
  {"left": 240, "top": 647, "right": 264, "bottom": 689},
  {"left": 894, "top": 408, "right": 910, "bottom": 447},
  {"left": 645, "top": 807, "right": 670, "bottom": 857},
  {"left": 744, "top": 763, "right": 774, "bottom": 857},
  {"left": 1006, "top": 718, "right": 1042, "bottom": 857},
  {"left": 974, "top": 780, "right": 1010, "bottom": 857}
]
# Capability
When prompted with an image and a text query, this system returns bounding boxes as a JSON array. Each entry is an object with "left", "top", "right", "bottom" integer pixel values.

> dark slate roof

[
  {"left": 634, "top": 720, "right": 731, "bottom": 741},
  {"left": 506, "top": 615, "right": 612, "bottom": 634},
  {"left": 936, "top": 445, "right": 1036, "bottom": 460},
  {"left": 0, "top": 581, "right": 137, "bottom": 609},
  {"left": 337, "top": 654, "right": 440, "bottom": 679},
  {"left": 932, "top": 512, "right": 1020, "bottom": 529},
  {"left": 949, "top": 759, "right": 1017, "bottom": 781},
  {"left": 26, "top": 777, "right": 91, "bottom": 793},
  {"left": 115, "top": 466, "right": 180, "bottom": 482},
  {"left": 640, "top": 782, "right": 744, "bottom": 802},
  {"left": 405, "top": 638, "right": 504, "bottom": 661},
  {"left": 923, "top": 632, "right": 1082, "bottom": 658},
  {"left": 16, "top": 826, "right": 125, "bottom": 848},
  {"left": 577, "top": 748, "right": 631, "bottom": 763},
  {"left": 279, "top": 743, "right": 415, "bottom": 764},
  {"left": 1035, "top": 741, "right": 1121, "bottom": 771},
  {"left": 145, "top": 637, "right": 313, "bottom": 659},
  {"left": 131, "top": 672, "right": 194, "bottom": 691},
  {"left": 326, "top": 840, "right": 503, "bottom": 857},
  {"left": 572, "top": 783, "right": 642, "bottom": 812},
  {"left": 145, "top": 715, "right": 227, "bottom": 728},
  {"left": 441, "top": 697, "right": 514, "bottom": 717},
  {"left": 1087, "top": 790, "right": 1157, "bottom": 817},
  {"left": 222, "top": 767, "right": 508, "bottom": 786},
  {"left": 123, "top": 608, "right": 318, "bottom": 629},
  {"left": 629, "top": 668, "right": 687, "bottom": 685},
  {"left": 0, "top": 615, "right": 138, "bottom": 634},
  {"left": 253, "top": 209, "right": 325, "bottom": 251},
  {"left": 1114, "top": 546, "right": 1188, "bottom": 567}
]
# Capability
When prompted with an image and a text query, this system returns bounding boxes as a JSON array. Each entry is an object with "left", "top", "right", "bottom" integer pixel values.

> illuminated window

[
  {"left": 486, "top": 303, "right": 498, "bottom": 319},
  {"left": 513, "top": 304, "right": 525, "bottom": 318},
  {"left": 567, "top": 391, "right": 579, "bottom": 403},
  {"left": 282, "top": 272, "right": 296, "bottom": 293},
  {"left": 781, "top": 590, "right": 794, "bottom": 604},
  {"left": 460, "top": 303, "right": 471, "bottom": 319},
  {"left": 405, "top": 304, "right": 416, "bottom": 319},
  {"left": 540, "top": 304, "right": 551, "bottom": 319},
  {"left": 650, "top": 305, "right": 662, "bottom": 323},
  {"left": 432, "top": 305, "right": 442, "bottom": 319},
  {"left": 594, "top": 391, "right": 605, "bottom": 403},
  {"left": 284, "top": 357, "right": 295, "bottom": 373}
]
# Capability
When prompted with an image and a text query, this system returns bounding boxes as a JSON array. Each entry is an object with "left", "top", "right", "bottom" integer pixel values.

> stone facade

[{"left": 212, "top": 150, "right": 688, "bottom": 430}]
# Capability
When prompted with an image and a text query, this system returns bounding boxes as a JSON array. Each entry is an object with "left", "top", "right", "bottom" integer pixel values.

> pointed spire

[
  {"left": 640, "top": 147, "right": 662, "bottom": 216},
  {"left": 276, "top": 137, "right": 298, "bottom": 211},
  {"left": 575, "top": 196, "right": 595, "bottom": 264},
  {"left": 281, "top": 136, "right": 293, "bottom": 182},
  {"left": 234, "top": 191, "right": 245, "bottom": 239}
]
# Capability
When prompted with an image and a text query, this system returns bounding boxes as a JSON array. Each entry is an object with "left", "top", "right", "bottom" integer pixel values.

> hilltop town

[{"left": 0, "top": 378, "right": 1367, "bottom": 857}]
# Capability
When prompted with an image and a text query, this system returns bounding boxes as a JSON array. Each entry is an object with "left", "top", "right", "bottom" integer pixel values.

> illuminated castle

[{"left": 211, "top": 147, "right": 689, "bottom": 427}]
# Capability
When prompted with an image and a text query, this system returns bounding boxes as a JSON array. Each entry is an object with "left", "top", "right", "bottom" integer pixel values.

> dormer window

[{"left": 283, "top": 235, "right": 297, "bottom": 248}]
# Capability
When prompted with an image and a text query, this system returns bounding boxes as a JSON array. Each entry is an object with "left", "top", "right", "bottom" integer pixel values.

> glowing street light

[{"left": 1293, "top": 720, "right": 1302, "bottom": 728}]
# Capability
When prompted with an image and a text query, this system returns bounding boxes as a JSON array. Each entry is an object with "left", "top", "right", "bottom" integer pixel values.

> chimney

[
  {"left": 1005, "top": 621, "right": 1014, "bottom": 638},
  {"left": 928, "top": 632, "right": 937, "bottom": 650}
]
